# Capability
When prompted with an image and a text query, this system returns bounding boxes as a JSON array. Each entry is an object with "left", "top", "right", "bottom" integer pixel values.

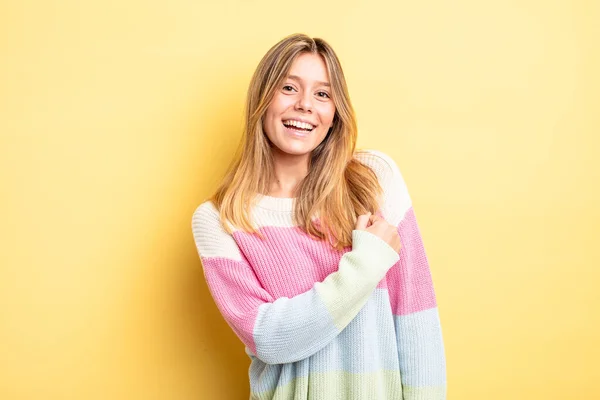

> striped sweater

[{"left": 191, "top": 149, "right": 447, "bottom": 399}]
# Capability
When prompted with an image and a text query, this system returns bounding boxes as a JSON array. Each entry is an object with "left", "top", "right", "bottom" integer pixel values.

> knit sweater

[{"left": 191, "top": 149, "right": 447, "bottom": 400}]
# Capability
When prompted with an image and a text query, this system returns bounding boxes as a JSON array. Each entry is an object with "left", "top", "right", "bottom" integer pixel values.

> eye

[
  {"left": 317, "top": 91, "right": 330, "bottom": 99},
  {"left": 282, "top": 85, "right": 296, "bottom": 92}
]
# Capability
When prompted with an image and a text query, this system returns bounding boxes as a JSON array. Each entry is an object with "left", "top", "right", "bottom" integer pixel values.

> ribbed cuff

[{"left": 351, "top": 229, "right": 400, "bottom": 276}]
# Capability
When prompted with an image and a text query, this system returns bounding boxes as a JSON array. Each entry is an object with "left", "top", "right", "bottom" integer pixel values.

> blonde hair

[{"left": 208, "top": 33, "right": 384, "bottom": 251}]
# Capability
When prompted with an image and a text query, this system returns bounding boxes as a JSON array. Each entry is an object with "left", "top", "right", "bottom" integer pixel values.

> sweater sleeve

[
  {"left": 357, "top": 149, "right": 447, "bottom": 400},
  {"left": 191, "top": 201, "right": 400, "bottom": 365}
]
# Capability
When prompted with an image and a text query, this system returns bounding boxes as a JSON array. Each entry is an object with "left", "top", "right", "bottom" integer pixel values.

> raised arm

[
  {"left": 357, "top": 149, "right": 447, "bottom": 400},
  {"left": 191, "top": 202, "right": 399, "bottom": 365}
]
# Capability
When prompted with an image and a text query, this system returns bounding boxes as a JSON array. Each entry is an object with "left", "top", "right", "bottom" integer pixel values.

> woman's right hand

[{"left": 355, "top": 212, "right": 402, "bottom": 253}]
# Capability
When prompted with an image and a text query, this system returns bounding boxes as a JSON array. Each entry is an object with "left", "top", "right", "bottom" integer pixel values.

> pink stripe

[
  {"left": 233, "top": 225, "right": 384, "bottom": 298},
  {"left": 386, "top": 207, "right": 438, "bottom": 316},
  {"left": 202, "top": 256, "right": 273, "bottom": 355}
]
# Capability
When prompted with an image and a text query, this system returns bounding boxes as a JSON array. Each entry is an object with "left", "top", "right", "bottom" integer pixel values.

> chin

[
  {"left": 275, "top": 142, "right": 313, "bottom": 156},
  {"left": 266, "top": 125, "right": 327, "bottom": 157}
]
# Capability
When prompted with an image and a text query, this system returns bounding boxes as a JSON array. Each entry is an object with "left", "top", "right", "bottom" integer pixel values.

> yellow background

[{"left": 1, "top": 0, "right": 598, "bottom": 399}]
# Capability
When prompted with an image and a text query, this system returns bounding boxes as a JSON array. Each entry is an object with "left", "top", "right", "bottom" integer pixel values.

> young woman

[{"left": 192, "top": 33, "right": 446, "bottom": 399}]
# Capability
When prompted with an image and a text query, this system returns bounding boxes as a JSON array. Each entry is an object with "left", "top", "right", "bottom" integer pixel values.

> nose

[{"left": 294, "top": 91, "right": 313, "bottom": 112}]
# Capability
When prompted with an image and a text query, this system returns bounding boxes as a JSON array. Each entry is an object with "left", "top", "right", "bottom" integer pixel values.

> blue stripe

[
  {"left": 253, "top": 283, "right": 337, "bottom": 364},
  {"left": 249, "top": 289, "right": 399, "bottom": 393},
  {"left": 394, "top": 307, "right": 446, "bottom": 386}
]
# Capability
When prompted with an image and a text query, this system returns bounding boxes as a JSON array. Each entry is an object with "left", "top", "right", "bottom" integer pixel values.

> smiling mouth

[
  {"left": 282, "top": 122, "right": 315, "bottom": 134},
  {"left": 282, "top": 123, "right": 313, "bottom": 137}
]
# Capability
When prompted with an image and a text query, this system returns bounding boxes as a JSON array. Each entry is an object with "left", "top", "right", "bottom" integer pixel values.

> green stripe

[
  {"left": 251, "top": 369, "right": 403, "bottom": 400},
  {"left": 402, "top": 385, "right": 447, "bottom": 399}
]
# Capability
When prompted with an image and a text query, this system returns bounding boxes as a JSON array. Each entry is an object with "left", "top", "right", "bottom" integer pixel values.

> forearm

[{"left": 251, "top": 229, "right": 400, "bottom": 364}]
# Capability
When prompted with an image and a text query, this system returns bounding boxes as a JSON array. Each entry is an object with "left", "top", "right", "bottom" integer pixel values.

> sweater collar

[{"left": 254, "top": 194, "right": 296, "bottom": 212}]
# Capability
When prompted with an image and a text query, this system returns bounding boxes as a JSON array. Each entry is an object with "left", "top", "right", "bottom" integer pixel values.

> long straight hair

[{"left": 208, "top": 33, "right": 384, "bottom": 251}]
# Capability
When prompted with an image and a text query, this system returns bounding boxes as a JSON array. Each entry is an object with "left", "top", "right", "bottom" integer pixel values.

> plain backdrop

[{"left": 1, "top": 0, "right": 599, "bottom": 399}]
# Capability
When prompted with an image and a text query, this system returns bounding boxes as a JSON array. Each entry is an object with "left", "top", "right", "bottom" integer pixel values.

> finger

[
  {"left": 369, "top": 214, "right": 381, "bottom": 223},
  {"left": 355, "top": 212, "right": 371, "bottom": 230}
]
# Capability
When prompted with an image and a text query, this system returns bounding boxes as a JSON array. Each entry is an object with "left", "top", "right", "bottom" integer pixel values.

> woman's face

[{"left": 262, "top": 52, "right": 336, "bottom": 158}]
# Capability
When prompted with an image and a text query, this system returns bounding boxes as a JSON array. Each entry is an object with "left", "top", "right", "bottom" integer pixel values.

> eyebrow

[{"left": 287, "top": 74, "right": 331, "bottom": 87}]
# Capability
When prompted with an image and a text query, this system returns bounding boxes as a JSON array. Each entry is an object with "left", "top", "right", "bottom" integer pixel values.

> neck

[{"left": 268, "top": 149, "right": 310, "bottom": 197}]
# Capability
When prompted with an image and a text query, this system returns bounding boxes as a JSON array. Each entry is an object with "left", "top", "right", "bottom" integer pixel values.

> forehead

[{"left": 287, "top": 53, "right": 330, "bottom": 86}]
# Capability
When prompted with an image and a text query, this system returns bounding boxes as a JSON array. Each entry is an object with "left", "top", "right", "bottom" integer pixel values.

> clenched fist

[{"left": 355, "top": 212, "right": 402, "bottom": 253}]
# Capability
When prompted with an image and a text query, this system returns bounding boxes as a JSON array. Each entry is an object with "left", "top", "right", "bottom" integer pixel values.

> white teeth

[{"left": 283, "top": 120, "right": 314, "bottom": 130}]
